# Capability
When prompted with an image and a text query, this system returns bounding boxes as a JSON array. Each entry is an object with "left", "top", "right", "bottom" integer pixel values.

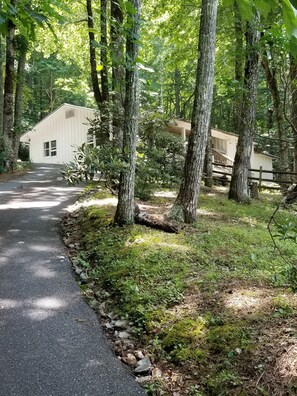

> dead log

[{"left": 134, "top": 205, "right": 179, "bottom": 233}]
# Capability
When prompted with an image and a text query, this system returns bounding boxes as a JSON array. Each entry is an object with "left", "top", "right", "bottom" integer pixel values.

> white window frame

[{"left": 44, "top": 140, "right": 57, "bottom": 157}]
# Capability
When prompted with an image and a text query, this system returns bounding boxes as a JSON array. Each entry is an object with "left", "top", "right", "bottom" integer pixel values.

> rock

[
  {"left": 135, "top": 357, "right": 151, "bottom": 373},
  {"left": 118, "top": 331, "right": 131, "bottom": 340},
  {"left": 135, "top": 350, "right": 145, "bottom": 360},
  {"left": 114, "top": 320, "right": 128, "bottom": 329},
  {"left": 135, "top": 376, "right": 152, "bottom": 384},
  {"left": 124, "top": 353, "right": 137, "bottom": 367},
  {"left": 99, "top": 302, "right": 109, "bottom": 317},
  {"left": 152, "top": 367, "right": 162, "bottom": 378},
  {"left": 75, "top": 268, "right": 83, "bottom": 276},
  {"left": 122, "top": 339, "right": 135, "bottom": 349},
  {"left": 72, "top": 259, "right": 79, "bottom": 267},
  {"left": 103, "top": 322, "right": 113, "bottom": 330},
  {"left": 80, "top": 273, "right": 89, "bottom": 284},
  {"left": 68, "top": 243, "right": 75, "bottom": 248}
]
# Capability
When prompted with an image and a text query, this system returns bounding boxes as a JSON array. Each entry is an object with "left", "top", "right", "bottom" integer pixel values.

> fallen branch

[{"left": 134, "top": 205, "right": 179, "bottom": 233}]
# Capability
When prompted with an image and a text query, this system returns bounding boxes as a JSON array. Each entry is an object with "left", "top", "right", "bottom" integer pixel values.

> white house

[
  {"left": 21, "top": 105, "right": 274, "bottom": 182},
  {"left": 20, "top": 103, "right": 96, "bottom": 164},
  {"left": 168, "top": 119, "right": 274, "bottom": 182}
]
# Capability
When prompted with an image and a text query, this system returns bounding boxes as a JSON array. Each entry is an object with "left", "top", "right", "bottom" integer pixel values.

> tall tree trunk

[
  {"left": 86, "top": 0, "right": 102, "bottom": 108},
  {"left": 114, "top": 0, "right": 141, "bottom": 225},
  {"left": 100, "top": 0, "right": 110, "bottom": 139},
  {"left": 233, "top": 1, "right": 244, "bottom": 133},
  {"left": 169, "top": 0, "right": 218, "bottom": 223},
  {"left": 3, "top": 14, "right": 15, "bottom": 167},
  {"left": 101, "top": 0, "right": 109, "bottom": 103},
  {"left": 229, "top": 14, "right": 260, "bottom": 202},
  {"left": 290, "top": 58, "right": 297, "bottom": 178},
  {"left": 111, "top": 0, "right": 124, "bottom": 147},
  {"left": 0, "top": 37, "right": 4, "bottom": 137},
  {"left": 174, "top": 68, "right": 181, "bottom": 117},
  {"left": 262, "top": 52, "right": 290, "bottom": 182},
  {"left": 13, "top": 38, "right": 27, "bottom": 159}
]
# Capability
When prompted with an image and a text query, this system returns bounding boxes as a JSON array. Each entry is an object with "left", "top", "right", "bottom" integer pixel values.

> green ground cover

[{"left": 68, "top": 186, "right": 297, "bottom": 395}]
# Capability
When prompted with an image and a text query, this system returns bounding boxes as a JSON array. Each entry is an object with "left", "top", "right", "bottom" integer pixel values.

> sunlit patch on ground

[
  {"left": 167, "top": 292, "right": 203, "bottom": 318},
  {"left": 154, "top": 191, "right": 177, "bottom": 198},
  {"left": 224, "top": 288, "right": 273, "bottom": 315},
  {"left": 0, "top": 201, "right": 61, "bottom": 209},
  {"left": 197, "top": 208, "right": 216, "bottom": 216},
  {"left": 33, "top": 297, "right": 66, "bottom": 309},
  {"left": 66, "top": 197, "right": 118, "bottom": 213},
  {"left": 0, "top": 299, "right": 20, "bottom": 309}
]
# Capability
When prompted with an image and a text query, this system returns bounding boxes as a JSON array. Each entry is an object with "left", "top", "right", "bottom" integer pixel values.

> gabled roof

[{"left": 22, "top": 103, "right": 96, "bottom": 136}]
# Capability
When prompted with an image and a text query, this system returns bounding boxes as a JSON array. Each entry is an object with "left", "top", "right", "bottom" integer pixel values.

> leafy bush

[
  {"left": 18, "top": 142, "right": 29, "bottom": 161},
  {"left": 62, "top": 110, "right": 185, "bottom": 200},
  {"left": 269, "top": 206, "right": 297, "bottom": 289}
]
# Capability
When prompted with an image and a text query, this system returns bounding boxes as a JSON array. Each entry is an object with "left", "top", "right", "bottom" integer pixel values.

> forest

[{"left": 1, "top": 0, "right": 297, "bottom": 394}]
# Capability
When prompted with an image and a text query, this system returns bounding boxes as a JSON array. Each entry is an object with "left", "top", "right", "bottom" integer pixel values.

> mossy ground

[{"left": 64, "top": 185, "right": 297, "bottom": 395}]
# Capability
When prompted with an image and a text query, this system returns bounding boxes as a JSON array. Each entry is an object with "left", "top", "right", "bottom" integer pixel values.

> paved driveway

[{"left": 0, "top": 165, "right": 145, "bottom": 396}]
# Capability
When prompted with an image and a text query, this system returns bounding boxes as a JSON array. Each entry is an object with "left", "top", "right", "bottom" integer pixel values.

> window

[
  {"left": 44, "top": 141, "right": 49, "bottom": 157},
  {"left": 50, "top": 140, "right": 57, "bottom": 156},
  {"left": 44, "top": 140, "right": 57, "bottom": 157}
]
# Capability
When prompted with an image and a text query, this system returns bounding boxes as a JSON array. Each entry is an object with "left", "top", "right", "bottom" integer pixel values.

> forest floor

[{"left": 61, "top": 184, "right": 297, "bottom": 396}]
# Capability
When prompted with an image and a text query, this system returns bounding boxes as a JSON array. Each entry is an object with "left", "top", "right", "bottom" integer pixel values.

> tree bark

[
  {"left": 100, "top": 0, "right": 111, "bottom": 139},
  {"left": 111, "top": 0, "right": 124, "bottom": 148},
  {"left": 114, "top": 0, "right": 141, "bottom": 225},
  {"left": 174, "top": 68, "right": 181, "bottom": 117},
  {"left": 3, "top": 12, "right": 15, "bottom": 166},
  {"left": 13, "top": 38, "right": 27, "bottom": 159},
  {"left": 262, "top": 52, "right": 290, "bottom": 182},
  {"left": 100, "top": 0, "right": 109, "bottom": 103},
  {"left": 229, "top": 14, "right": 260, "bottom": 202},
  {"left": 233, "top": 1, "right": 244, "bottom": 133},
  {"left": 290, "top": 58, "right": 297, "bottom": 179},
  {"left": 0, "top": 37, "right": 4, "bottom": 137},
  {"left": 86, "top": 0, "right": 102, "bottom": 108},
  {"left": 169, "top": 0, "right": 218, "bottom": 223}
]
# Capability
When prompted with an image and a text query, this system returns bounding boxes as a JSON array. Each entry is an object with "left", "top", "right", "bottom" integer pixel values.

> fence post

[{"left": 259, "top": 166, "right": 263, "bottom": 190}]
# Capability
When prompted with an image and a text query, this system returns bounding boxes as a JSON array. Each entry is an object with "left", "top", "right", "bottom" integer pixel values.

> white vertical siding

[
  {"left": 251, "top": 153, "right": 274, "bottom": 181},
  {"left": 167, "top": 120, "right": 274, "bottom": 180},
  {"left": 21, "top": 104, "right": 96, "bottom": 164}
]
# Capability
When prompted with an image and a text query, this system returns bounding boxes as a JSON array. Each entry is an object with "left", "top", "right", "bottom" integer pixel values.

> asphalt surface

[{"left": 0, "top": 165, "right": 145, "bottom": 396}]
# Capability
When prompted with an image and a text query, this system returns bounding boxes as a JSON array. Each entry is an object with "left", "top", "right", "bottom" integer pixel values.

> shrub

[
  {"left": 18, "top": 143, "right": 29, "bottom": 161},
  {"left": 62, "top": 110, "right": 185, "bottom": 200}
]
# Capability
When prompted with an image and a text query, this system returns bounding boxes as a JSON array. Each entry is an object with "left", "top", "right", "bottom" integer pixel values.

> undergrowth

[{"left": 71, "top": 186, "right": 297, "bottom": 395}]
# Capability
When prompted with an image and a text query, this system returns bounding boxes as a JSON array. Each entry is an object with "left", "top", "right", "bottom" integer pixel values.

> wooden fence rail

[{"left": 211, "top": 162, "right": 297, "bottom": 191}]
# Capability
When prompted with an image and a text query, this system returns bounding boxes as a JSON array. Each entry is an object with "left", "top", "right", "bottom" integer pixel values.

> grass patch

[{"left": 67, "top": 186, "right": 297, "bottom": 395}]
